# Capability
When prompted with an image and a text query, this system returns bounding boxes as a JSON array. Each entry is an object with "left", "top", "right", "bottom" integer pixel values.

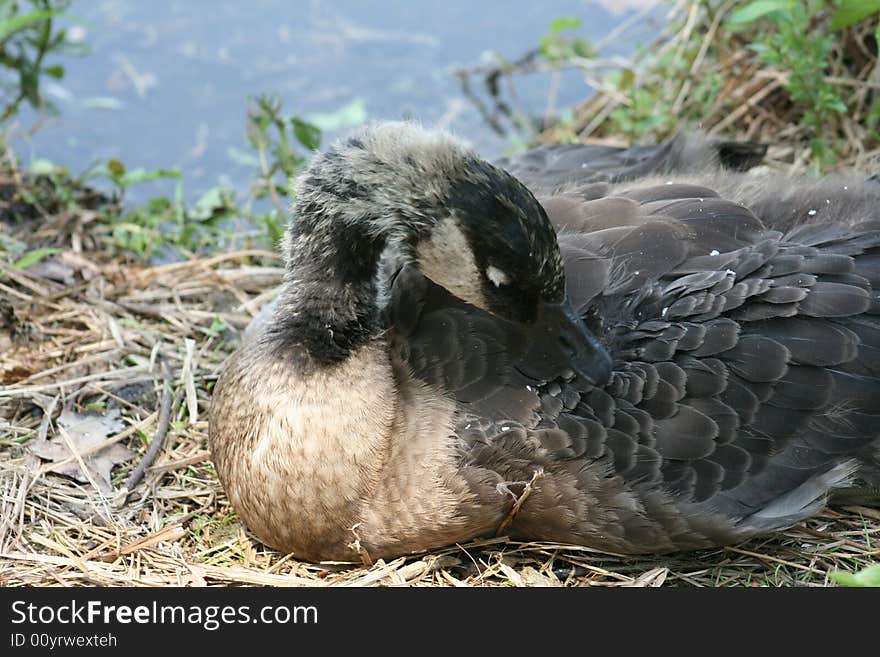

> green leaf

[
  {"left": 829, "top": 564, "right": 880, "bottom": 587},
  {"left": 43, "top": 64, "right": 64, "bottom": 79},
  {"left": 107, "top": 159, "right": 126, "bottom": 178},
  {"left": 572, "top": 38, "right": 596, "bottom": 59},
  {"left": 291, "top": 116, "right": 321, "bottom": 151},
  {"left": 189, "top": 186, "right": 235, "bottom": 222},
  {"left": 11, "top": 248, "right": 60, "bottom": 270},
  {"left": 30, "top": 158, "right": 58, "bottom": 175},
  {"left": 0, "top": 9, "right": 58, "bottom": 43},
  {"left": 869, "top": 98, "right": 880, "bottom": 124},
  {"left": 307, "top": 99, "right": 367, "bottom": 132},
  {"left": 257, "top": 210, "right": 285, "bottom": 246},
  {"left": 618, "top": 68, "right": 636, "bottom": 91},
  {"left": 538, "top": 34, "right": 558, "bottom": 60},
  {"left": 549, "top": 17, "right": 582, "bottom": 33},
  {"left": 830, "top": 98, "right": 848, "bottom": 113},
  {"left": 119, "top": 168, "right": 181, "bottom": 187},
  {"left": 830, "top": 0, "right": 880, "bottom": 30},
  {"left": 728, "top": 0, "right": 792, "bottom": 26}
]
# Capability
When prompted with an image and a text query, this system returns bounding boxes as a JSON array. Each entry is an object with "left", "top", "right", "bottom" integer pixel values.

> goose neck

[{"left": 271, "top": 200, "right": 425, "bottom": 366}]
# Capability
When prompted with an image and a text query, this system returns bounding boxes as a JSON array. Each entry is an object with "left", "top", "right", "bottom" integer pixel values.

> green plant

[
  {"left": 606, "top": 68, "right": 676, "bottom": 140},
  {"left": 0, "top": 8, "right": 322, "bottom": 260},
  {"left": 728, "top": 0, "right": 848, "bottom": 166},
  {"left": 0, "top": 0, "right": 84, "bottom": 124},
  {"left": 830, "top": 0, "right": 880, "bottom": 37},
  {"left": 99, "top": 158, "right": 182, "bottom": 203},
  {"left": 830, "top": 563, "right": 880, "bottom": 587},
  {"left": 25, "top": 155, "right": 238, "bottom": 260},
  {"left": 604, "top": 34, "right": 726, "bottom": 142},
  {"left": 243, "top": 94, "right": 322, "bottom": 248},
  {"left": 538, "top": 17, "right": 596, "bottom": 64},
  {"left": 91, "top": 96, "right": 322, "bottom": 259},
  {"left": 104, "top": 182, "right": 242, "bottom": 260},
  {"left": 246, "top": 94, "right": 321, "bottom": 209}
]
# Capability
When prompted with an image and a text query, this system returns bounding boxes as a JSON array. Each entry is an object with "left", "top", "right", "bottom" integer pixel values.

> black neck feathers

[{"left": 269, "top": 201, "right": 388, "bottom": 365}]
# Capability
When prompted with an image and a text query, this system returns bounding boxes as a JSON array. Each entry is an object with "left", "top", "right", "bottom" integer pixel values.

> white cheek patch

[
  {"left": 416, "top": 216, "right": 489, "bottom": 311},
  {"left": 486, "top": 265, "right": 510, "bottom": 287}
]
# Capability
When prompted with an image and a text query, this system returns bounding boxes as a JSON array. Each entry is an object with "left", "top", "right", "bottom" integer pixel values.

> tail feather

[{"left": 739, "top": 461, "right": 859, "bottom": 531}]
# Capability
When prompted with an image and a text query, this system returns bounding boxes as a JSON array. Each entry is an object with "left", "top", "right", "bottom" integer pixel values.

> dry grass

[{"left": 1, "top": 222, "right": 878, "bottom": 588}]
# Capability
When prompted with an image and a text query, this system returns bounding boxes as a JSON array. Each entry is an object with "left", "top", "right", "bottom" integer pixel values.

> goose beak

[{"left": 525, "top": 297, "right": 612, "bottom": 386}]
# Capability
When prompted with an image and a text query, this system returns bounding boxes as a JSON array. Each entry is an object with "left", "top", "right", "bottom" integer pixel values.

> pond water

[{"left": 17, "top": 0, "right": 663, "bottom": 202}]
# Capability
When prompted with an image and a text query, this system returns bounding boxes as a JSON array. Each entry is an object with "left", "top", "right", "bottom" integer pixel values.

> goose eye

[{"left": 486, "top": 265, "right": 510, "bottom": 287}]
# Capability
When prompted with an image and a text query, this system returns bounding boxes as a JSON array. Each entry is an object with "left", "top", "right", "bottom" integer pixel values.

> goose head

[{"left": 285, "top": 122, "right": 612, "bottom": 384}]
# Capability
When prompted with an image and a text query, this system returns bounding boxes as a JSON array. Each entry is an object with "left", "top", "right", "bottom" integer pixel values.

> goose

[{"left": 209, "top": 122, "right": 880, "bottom": 563}]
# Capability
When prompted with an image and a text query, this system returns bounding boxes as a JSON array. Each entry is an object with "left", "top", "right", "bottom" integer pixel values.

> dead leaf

[
  {"left": 25, "top": 260, "right": 74, "bottom": 286},
  {"left": 25, "top": 252, "right": 100, "bottom": 286},
  {"left": 30, "top": 409, "right": 133, "bottom": 492}
]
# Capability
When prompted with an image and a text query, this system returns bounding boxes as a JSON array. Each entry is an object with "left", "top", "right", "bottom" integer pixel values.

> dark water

[{"left": 17, "top": 0, "right": 662, "bottom": 201}]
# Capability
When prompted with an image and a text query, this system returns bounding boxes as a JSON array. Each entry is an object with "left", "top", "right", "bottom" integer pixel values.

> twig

[
  {"left": 119, "top": 357, "right": 174, "bottom": 499},
  {"left": 722, "top": 546, "right": 826, "bottom": 575},
  {"left": 495, "top": 469, "right": 543, "bottom": 537},
  {"left": 347, "top": 523, "right": 374, "bottom": 567}
]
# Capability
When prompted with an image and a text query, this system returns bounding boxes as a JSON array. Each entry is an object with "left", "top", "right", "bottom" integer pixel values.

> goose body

[{"left": 209, "top": 123, "right": 880, "bottom": 562}]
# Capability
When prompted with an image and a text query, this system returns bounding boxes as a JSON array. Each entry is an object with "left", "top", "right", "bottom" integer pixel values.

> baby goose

[{"left": 210, "top": 122, "right": 880, "bottom": 563}]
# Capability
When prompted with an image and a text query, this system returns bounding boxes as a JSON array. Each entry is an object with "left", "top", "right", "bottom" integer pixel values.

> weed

[
  {"left": 246, "top": 93, "right": 321, "bottom": 211},
  {"left": 0, "top": 0, "right": 84, "bottom": 124},
  {"left": 729, "top": 1, "right": 848, "bottom": 166},
  {"left": 0, "top": 0, "right": 322, "bottom": 262},
  {"left": 82, "top": 93, "right": 325, "bottom": 260},
  {"left": 538, "top": 17, "right": 596, "bottom": 64},
  {"left": 456, "top": 1, "right": 879, "bottom": 173},
  {"left": 830, "top": 563, "right": 880, "bottom": 587}
]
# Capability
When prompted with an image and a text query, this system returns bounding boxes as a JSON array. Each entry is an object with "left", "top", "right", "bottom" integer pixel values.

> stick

[
  {"left": 119, "top": 357, "right": 174, "bottom": 499},
  {"left": 495, "top": 469, "right": 543, "bottom": 537}
]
